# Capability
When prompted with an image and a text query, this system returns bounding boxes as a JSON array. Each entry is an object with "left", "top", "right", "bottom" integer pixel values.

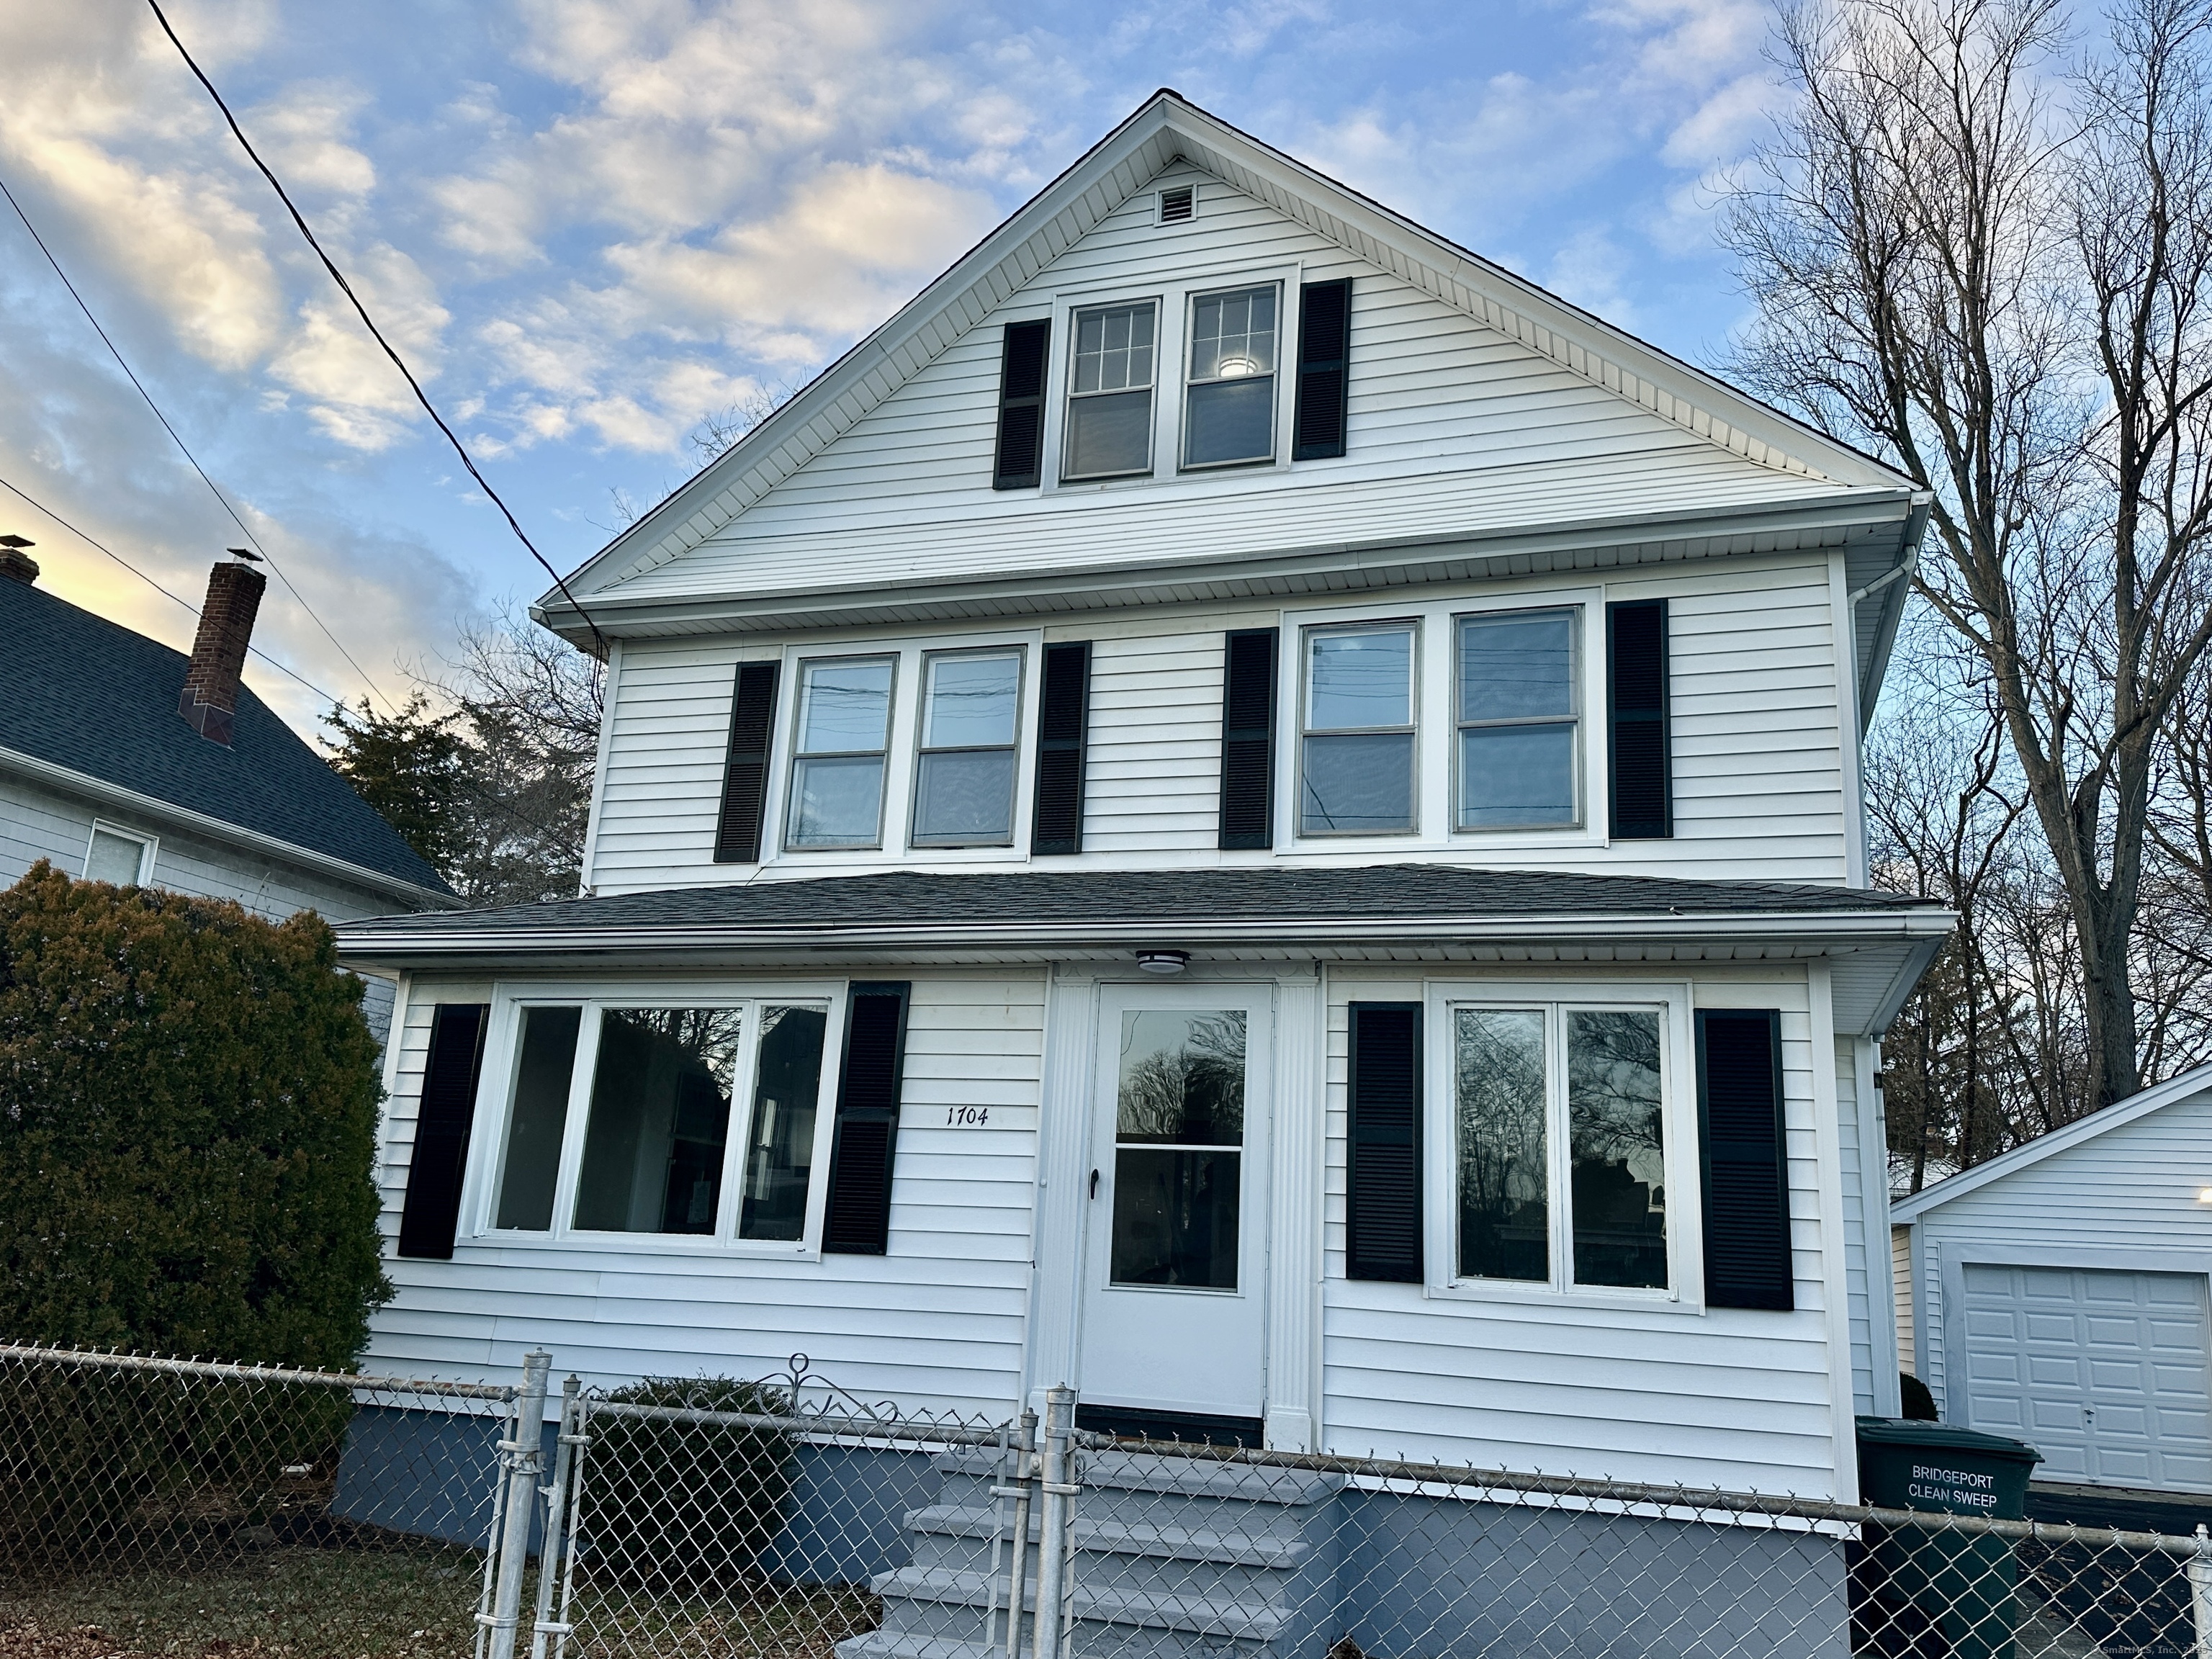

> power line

[
  {"left": 0, "top": 470, "right": 347, "bottom": 709},
  {"left": 144, "top": 0, "right": 609, "bottom": 655},
  {"left": 0, "top": 169, "right": 394, "bottom": 713}
]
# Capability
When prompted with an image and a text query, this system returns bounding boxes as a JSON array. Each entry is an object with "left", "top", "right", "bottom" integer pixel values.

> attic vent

[{"left": 1158, "top": 185, "right": 1195, "bottom": 224}]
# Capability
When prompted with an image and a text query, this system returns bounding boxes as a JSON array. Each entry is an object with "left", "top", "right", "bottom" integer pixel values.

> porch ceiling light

[{"left": 1136, "top": 949, "right": 1190, "bottom": 976}]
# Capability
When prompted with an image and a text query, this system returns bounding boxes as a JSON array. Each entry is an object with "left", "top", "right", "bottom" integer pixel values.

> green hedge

[{"left": 0, "top": 862, "right": 390, "bottom": 1367}]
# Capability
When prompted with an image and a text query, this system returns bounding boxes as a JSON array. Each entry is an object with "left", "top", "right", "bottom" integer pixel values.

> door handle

[{"left": 1089, "top": 1168, "right": 1100, "bottom": 1200}]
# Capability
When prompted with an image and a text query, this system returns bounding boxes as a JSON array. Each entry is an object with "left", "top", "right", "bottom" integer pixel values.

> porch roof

[{"left": 336, "top": 867, "right": 1949, "bottom": 1035}]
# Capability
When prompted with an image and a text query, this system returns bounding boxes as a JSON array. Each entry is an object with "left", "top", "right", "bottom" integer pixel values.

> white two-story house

[{"left": 339, "top": 91, "right": 1947, "bottom": 1506}]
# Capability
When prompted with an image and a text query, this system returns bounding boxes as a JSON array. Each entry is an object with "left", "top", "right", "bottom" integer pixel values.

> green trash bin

[{"left": 1856, "top": 1416, "right": 2044, "bottom": 1659}]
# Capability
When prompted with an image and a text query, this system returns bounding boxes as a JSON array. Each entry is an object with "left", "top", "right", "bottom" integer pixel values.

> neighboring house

[
  {"left": 0, "top": 544, "right": 458, "bottom": 1039},
  {"left": 1891, "top": 1062, "right": 2212, "bottom": 1496},
  {"left": 337, "top": 91, "right": 1950, "bottom": 1510}
]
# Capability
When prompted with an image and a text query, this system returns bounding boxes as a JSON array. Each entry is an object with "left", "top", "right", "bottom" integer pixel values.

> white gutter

[
  {"left": 337, "top": 904, "right": 1954, "bottom": 960},
  {"left": 0, "top": 743, "right": 460, "bottom": 912}
]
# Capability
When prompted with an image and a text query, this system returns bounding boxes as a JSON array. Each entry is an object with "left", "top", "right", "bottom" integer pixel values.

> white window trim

[
  {"left": 1453, "top": 606, "right": 1585, "bottom": 834},
  {"left": 1296, "top": 618, "right": 1422, "bottom": 839},
  {"left": 908, "top": 644, "right": 1030, "bottom": 850},
  {"left": 760, "top": 624, "right": 1045, "bottom": 871},
  {"left": 782, "top": 652, "right": 900, "bottom": 854},
  {"left": 1420, "top": 976, "right": 1704, "bottom": 1313},
  {"left": 1036, "top": 260, "right": 1304, "bottom": 495},
  {"left": 84, "top": 819, "right": 157, "bottom": 885},
  {"left": 464, "top": 979, "right": 852, "bottom": 1260},
  {"left": 1278, "top": 586, "right": 1609, "bottom": 854}
]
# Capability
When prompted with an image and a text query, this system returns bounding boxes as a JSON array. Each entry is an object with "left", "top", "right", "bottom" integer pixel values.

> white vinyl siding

[
  {"left": 586, "top": 555, "right": 1850, "bottom": 894},
  {"left": 1903, "top": 1087, "right": 2212, "bottom": 1421},
  {"left": 1835, "top": 1040, "right": 1874, "bottom": 1414},
  {"left": 363, "top": 972, "right": 1047, "bottom": 1414},
  {"left": 1892, "top": 1226, "right": 1915, "bottom": 1374},
  {"left": 593, "top": 171, "right": 1843, "bottom": 612},
  {"left": 1320, "top": 972, "right": 1842, "bottom": 1496}
]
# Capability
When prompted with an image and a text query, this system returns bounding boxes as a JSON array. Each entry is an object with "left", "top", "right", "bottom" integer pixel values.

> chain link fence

[{"left": 6, "top": 1342, "right": 2211, "bottom": 1658}]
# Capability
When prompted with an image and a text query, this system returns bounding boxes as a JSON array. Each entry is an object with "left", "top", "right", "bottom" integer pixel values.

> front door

[{"left": 1077, "top": 984, "right": 1271, "bottom": 1434}]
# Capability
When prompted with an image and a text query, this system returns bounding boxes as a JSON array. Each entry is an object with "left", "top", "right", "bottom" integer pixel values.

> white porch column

[{"left": 1265, "top": 963, "right": 1322, "bottom": 1451}]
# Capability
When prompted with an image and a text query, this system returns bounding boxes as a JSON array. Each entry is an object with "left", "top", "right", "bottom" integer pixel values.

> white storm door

[
  {"left": 1961, "top": 1263, "right": 2212, "bottom": 1493},
  {"left": 1078, "top": 985, "right": 1272, "bottom": 1421}
]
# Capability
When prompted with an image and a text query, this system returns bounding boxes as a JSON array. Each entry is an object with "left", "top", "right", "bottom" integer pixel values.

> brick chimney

[
  {"left": 178, "top": 557, "right": 266, "bottom": 745},
  {"left": 0, "top": 535, "right": 36, "bottom": 585}
]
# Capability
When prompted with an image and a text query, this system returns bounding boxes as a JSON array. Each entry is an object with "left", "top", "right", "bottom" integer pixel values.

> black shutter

[
  {"left": 1031, "top": 642, "right": 1091, "bottom": 855},
  {"left": 1219, "top": 628, "right": 1278, "bottom": 850},
  {"left": 1346, "top": 1002, "right": 1422, "bottom": 1282},
  {"left": 1292, "top": 279, "right": 1351, "bottom": 460},
  {"left": 993, "top": 319, "right": 1051, "bottom": 489},
  {"left": 713, "top": 662, "right": 781, "bottom": 863},
  {"left": 1609, "top": 598, "right": 1672, "bottom": 838},
  {"left": 1696, "top": 1010, "right": 1794, "bottom": 1310},
  {"left": 823, "top": 982, "right": 912, "bottom": 1255},
  {"left": 395, "top": 1003, "right": 490, "bottom": 1261}
]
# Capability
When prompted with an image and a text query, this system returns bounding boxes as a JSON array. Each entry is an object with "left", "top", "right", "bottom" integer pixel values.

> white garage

[{"left": 1892, "top": 1063, "right": 2212, "bottom": 1496}]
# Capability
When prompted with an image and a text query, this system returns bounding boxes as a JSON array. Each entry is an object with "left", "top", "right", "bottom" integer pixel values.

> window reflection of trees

[
  {"left": 1116, "top": 1012, "right": 1246, "bottom": 1144},
  {"left": 605, "top": 1007, "right": 747, "bottom": 1086},
  {"left": 1566, "top": 1012, "right": 1663, "bottom": 1165},
  {"left": 1455, "top": 1009, "right": 1548, "bottom": 1280}
]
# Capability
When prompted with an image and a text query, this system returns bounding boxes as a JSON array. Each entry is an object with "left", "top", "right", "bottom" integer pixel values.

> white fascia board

[
  {"left": 544, "top": 488, "right": 1920, "bottom": 643},
  {"left": 1888, "top": 1058, "right": 2212, "bottom": 1221},
  {"left": 537, "top": 92, "right": 1915, "bottom": 627},
  {"left": 1856, "top": 494, "right": 1932, "bottom": 731},
  {"left": 0, "top": 744, "right": 461, "bottom": 912},
  {"left": 336, "top": 904, "right": 1954, "bottom": 964}
]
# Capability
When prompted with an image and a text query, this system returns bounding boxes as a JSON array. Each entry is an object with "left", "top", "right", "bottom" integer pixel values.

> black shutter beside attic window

[
  {"left": 1608, "top": 598, "right": 1673, "bottom": 839},
  {"left": 1696, "top": 1010, "right": 1794, "bottom": 1310},
  {"left": 823, "top": 982, "right": 912, "bottom": 1256},
  {"left": 1346, "top": 1002, "right": 1422, "bottom": 1283},
  {"left": 1292, "top": 279, "right": 1352, "bottom": 461},
  {"left": 1219, "top": 628, "right": 1277, "bottom": 850},
  {"left": 714, "top": 662, "right": 781, "bottom": 863},
  {"left": 994, "top": 320, "right": 1051, "bottom": 489},
  {"left": 1031, "top": 642, "right": 1091, "bottom": 855},
  {"left": 395, "top": 1003, "right": 490, "bottom": 1261}
]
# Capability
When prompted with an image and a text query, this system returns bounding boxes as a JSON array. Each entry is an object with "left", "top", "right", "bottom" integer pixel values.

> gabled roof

[
  {"left": 539, "top": 89, "right": 1918, "bottom": 634},
  {"left": 0, "top": 575, "right": 454, "bottom": 903},
  {"left": 1889, "top": 1060, "right": 2212, "bottom": 1221}
]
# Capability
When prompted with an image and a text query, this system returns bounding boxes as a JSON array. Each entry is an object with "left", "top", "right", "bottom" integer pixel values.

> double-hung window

[
  {"left": 787, "top": 656, "right": 895, "bottom": 849},
  {"left": 1453, "top": 1003, "right": 1669, "bottom": 1291},
  {"left": 912, "top": 649, "right": 1023, "bottom": 846},
  {"left": 1457, "top": 609, "right": 1579, "bottom": 829},
  {"left": 1300, "top": 624, "right": 1416, "bottom": 834},
  {"left": 1064, "top": 302, "right": 1156, "bottom": 480},
  {"left": 488, "top": 994, "right": 835, "bottom": 1246},
  {"left": 1183, "top": 285, "right": 1277, "bottom": 468}
]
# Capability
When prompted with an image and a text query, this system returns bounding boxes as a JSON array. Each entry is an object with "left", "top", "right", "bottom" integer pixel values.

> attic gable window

[
  {"left": 1184, "top": 284, "right": 1278, "bottom": 469},
  {"left": 1064, "top": 301, "right": 1156, "bottom": 480}
]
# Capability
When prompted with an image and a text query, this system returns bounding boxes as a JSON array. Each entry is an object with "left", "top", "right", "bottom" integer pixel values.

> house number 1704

[{"left": 943, "top": 1106, "right": 989, "bottom": 1127}]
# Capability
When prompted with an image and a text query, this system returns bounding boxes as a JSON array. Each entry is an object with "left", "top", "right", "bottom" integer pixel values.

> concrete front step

[
  {"left": 872, "top": 1564, "right": 1291, "bottom": 1645},
  {"left": 907, "top": 1502, "right": 1315, "bottom": 1568}
]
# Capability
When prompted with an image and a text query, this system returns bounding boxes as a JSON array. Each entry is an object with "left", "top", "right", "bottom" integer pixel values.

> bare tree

[{"left": 1723, "top": 0, "right": 2212, "bottom": 1108}]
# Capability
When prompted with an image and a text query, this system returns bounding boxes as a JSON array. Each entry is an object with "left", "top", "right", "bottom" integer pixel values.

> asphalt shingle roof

[
  {"left": 0, "top": 575, "right": 451, "bottom": 896},
  {"left": 341, "top": 865, "right": 1937, "bottom": 940}
]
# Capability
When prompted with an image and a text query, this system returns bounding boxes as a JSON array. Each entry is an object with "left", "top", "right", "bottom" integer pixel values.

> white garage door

[{"left": 1961, "top": 1264, "right": 2212, "bottom": 1493}]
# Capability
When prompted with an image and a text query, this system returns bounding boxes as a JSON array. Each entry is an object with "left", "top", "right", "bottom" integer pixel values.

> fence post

[
  {"left": 1031, "top": 1385, "right": 1077, "bottom": 1659},
  {"left": 528, "top": 1375, "right": 582, "bottom": 1659},
  {"left": 2193, "top": 1524, "right": 2212, "bottom": 1659},
  {"left": 484, "top": 1351, "right": 552, "bottom": 1659},
  {"left": 999, "top": 1406, "right": 1038, "bottom": 1659}
]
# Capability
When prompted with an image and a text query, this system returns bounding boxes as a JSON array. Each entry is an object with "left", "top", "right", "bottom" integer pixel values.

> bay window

[
  {"left": 1300, "top": 624, "right": 1416, "bottom": 834},
  {"left": 1452, "top": 1002, "right": 1670, "bottom": 1292}
]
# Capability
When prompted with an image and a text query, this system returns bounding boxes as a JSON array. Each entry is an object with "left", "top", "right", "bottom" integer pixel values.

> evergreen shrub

[{"left": 586, "top": 1377, "right": 798, "bottom": 1588}]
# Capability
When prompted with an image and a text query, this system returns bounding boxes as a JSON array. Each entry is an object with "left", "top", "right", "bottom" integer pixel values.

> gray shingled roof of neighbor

[
  {"left": 0, "top": 574, "right": 452, "bottom": 897},
  {"left": 338, "top": 866, "right": 1947, "bottom": 945}
]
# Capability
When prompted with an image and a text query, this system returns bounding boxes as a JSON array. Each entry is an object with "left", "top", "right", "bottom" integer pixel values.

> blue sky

[{"left": 0, "top": 0, "right": 1779, "bottom": 729}]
